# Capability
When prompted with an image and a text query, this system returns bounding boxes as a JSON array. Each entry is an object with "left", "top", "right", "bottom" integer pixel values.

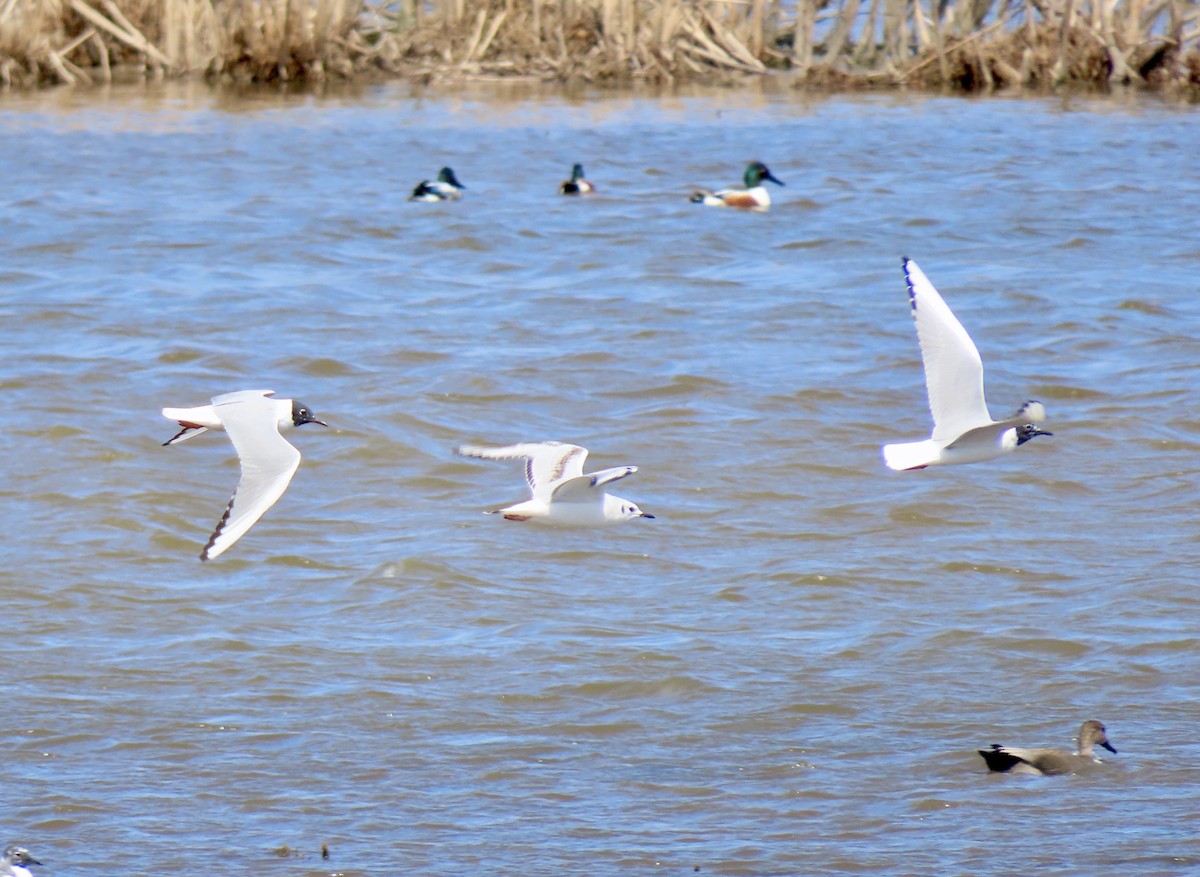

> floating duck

[
  {"left": 409, "top": 167, "right": 465, "bottom": 202},
  {"left": 978, "top": 720, "right": 1117, "bottom": 776},
  {"left": 690, "top": 161, "right": 784, "bottom": 211},
  {"left": 558, "top": 163, "right": 596, "bottom": 195}
]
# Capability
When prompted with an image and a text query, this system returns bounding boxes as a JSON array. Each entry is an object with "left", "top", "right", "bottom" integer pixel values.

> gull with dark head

[
  {"left": 978, "top": 720, "right": 1117, "bottom": 775},
  {"left": 882, "top": 257, "right": 1052, "bottom": 471},
  {"left": 2, "top": 846, "right": 42, "bottom": 877},
  {"left": 162, "top": 389, "right": 327, "bottom": 560},
  {"left": 456, "top": 441, "right": 654, "bottom": 527}
]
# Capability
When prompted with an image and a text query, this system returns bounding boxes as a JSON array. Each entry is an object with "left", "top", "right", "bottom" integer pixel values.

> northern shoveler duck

[
  {"left": 558, "top": 163, "right": 596, "bottom": 195},
  {"left": 409, "top": 167, "right": 465, "bottom": 202},
  {"left": 690, "top": 161, "right": 784, "bottom": 211}
]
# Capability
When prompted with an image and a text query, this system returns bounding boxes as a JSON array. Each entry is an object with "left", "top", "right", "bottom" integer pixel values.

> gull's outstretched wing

[
  {"left": 903, "top": 258, "right": 992, "bottom": 442},
  {"left": 551, "top": 466, "right": 638, "bottom": 502},
  {"left": 456, "top": 442, "right": 588, "bottom": 499},
  {"left": 202, "top": 390, "right": 301, "bottom": 561}
]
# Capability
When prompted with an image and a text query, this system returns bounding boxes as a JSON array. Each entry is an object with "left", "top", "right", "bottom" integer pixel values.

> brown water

[{"left": 2, "top": 80, "right": 1199, "bottom": 876}]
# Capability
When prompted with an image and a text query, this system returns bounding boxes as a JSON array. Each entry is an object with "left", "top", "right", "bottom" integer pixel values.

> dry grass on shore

[{"left": 1, "top": 0, "right": 1199, "bottom": 92}]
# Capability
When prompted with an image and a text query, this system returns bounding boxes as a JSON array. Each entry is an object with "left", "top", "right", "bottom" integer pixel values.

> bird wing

[
  {"left": 999, "top": 400, "right": 1047, "bottom": 426},
  {"left": 978, "top": 745, "right": 1026, "bottom": 772},
  {"left": 903, "top": 258, "right": 993, "bottom": 442},
  {"left": 202, "top": 390, "right": 300, "bottom": 561},
  {"left": 551, "top": 466, "right": 637, "bottom": 502},
  {"left": 162, "top": 423, "right": 211, "bottom": 446},
  {"left": 991, "top": 746, "right": 1080, "bottom": 775},
  {"left": 457, "top": 442, "right": 587, "bottom": 499}
]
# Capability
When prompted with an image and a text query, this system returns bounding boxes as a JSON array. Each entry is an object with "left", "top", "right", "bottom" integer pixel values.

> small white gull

[
  {"left": 162, "top": 389, "right": 327, "bottom": 560},
  {"left": 883, "top": 257, "right": 1051, "bottom": 470},
  {"left": 456, "top": 441, "right": 654, "bottom": 527}
]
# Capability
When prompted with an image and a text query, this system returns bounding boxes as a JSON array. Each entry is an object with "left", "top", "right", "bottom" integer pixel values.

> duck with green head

[
  {"left": 410, "top": 167, "right": 466, "bottom": 202},
  {"left": 690, "top": 161, "right": 784, "bottom": 211},
  {"left": 559, "top": 163, "right": 596, "bottom": 195}
]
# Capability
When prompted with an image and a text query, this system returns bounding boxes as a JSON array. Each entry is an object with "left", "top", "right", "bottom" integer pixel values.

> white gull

[
  {"left": 162, "top": 389, "right": 326, "bottom": 560},
  {"left": 456, "top": 441, "right": 654, "bottom": 527},
  {"left": 883, "top": 257, "right": 1051, "bottom": 470}
]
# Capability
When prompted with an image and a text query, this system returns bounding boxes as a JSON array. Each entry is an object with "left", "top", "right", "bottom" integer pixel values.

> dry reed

[{"left": 1, "top": 0, "right": 1198, "bottom": 92}]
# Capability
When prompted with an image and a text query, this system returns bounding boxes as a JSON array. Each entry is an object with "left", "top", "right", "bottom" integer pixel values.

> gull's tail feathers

[
  {"left": 882, "top": 439, "right": 940, "bottom": 471},
  {"left": 162, "top": 404, "right": 221, "bottom": 446}
]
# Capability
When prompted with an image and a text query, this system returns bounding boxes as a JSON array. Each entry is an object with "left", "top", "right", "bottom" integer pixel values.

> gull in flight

[
  {"left": 162, "top": 389, "right": 326, "bottom": 560},
  {"left": 882, "top": 257, "right": 1052, "bottom": 470},
  {"left": 978, "top": 720, "right": 1117, "bottom": 775},
  {"left": 456, "top": 441, "right": 654, "bottom": 527}
]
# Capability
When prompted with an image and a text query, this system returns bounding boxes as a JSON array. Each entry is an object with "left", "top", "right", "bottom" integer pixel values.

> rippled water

[{"left": 2, "top": 80, "right": 1199, "bottom": 876}]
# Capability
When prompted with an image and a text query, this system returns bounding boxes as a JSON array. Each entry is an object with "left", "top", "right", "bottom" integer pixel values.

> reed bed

[{"left": 1, "top": 0, "right": 1199, "bottom": 91}]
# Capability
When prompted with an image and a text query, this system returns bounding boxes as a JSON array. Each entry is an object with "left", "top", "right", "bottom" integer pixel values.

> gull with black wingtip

[
  {"left": 162, "top": 389, "right": 326, "bottom": 560},
  {"left": 883, "top": 257, "right": 1052, "bottom": 470}
]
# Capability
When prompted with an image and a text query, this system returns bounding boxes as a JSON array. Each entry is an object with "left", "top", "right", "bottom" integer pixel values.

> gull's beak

[{"left": 640, "top": 512, "right": 656, "bottom": 519}]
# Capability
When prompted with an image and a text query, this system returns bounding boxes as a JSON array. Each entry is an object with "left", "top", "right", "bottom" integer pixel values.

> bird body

[
  {"left": 456, "top": 441, "right": 653, "bottom": 527},
  {"left": 162, "top": 396, "right": 312, "bottom": 446},
  {"left": 162, "top": 389, "right": 326, "bottom": 560},
  {"left": 559, "top": 163, "right": 596, "bottom": 195},
  {"left": 883, "top": 257, "right": 1051, "bottom": 470},
  {"left": 410, "top": 167, "right": 465, "bottom": 201},
  {"left": 978, "top": 720, "right": 1117, "bottom": 775},
  {"left": 690, "top": 161, "right": 784, "bottom": 211}
]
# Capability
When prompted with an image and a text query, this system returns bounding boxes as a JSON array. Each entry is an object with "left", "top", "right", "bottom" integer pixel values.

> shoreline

[{"left": 1, "top": 0, "right": 1198, "bottom": 97}]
